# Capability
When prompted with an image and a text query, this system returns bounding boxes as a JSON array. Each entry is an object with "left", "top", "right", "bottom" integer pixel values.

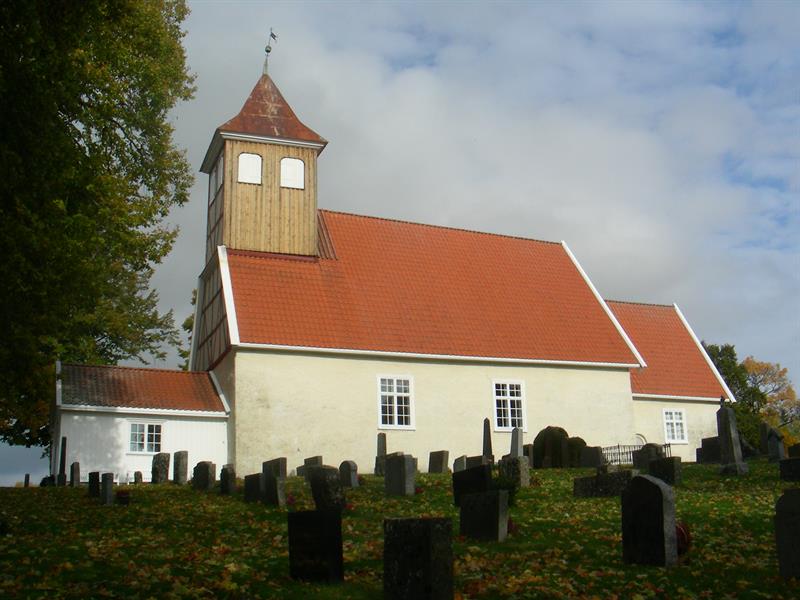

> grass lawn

[{"left": 0, "top": 458, "right": 797, "bottom": 599}]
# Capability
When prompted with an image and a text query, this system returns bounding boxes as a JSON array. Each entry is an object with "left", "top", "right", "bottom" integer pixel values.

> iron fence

[{"left": 601, "top": 443, "right": 672, "bottom": 465}]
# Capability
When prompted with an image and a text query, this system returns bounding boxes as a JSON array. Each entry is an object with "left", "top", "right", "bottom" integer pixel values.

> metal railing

[{"left": 601, "top": 443, "right": 672, "bottom": 466}]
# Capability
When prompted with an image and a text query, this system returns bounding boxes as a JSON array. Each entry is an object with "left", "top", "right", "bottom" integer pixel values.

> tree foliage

[{"left": 0, "top": 1, "right": 194, "bottom": 446}]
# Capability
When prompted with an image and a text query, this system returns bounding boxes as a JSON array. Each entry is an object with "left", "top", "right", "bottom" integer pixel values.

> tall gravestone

[
  {"left": 57, "top": 436, "right": 67, "bottom": 486},
  {"left": 173, "top": 451, "right": 188, "bottom": 485},
  {"left": 100, "top": 473, "right": 114, "bottom": 506},
  {"left": 386, "top": 454, "right": 415, "bottom": 497},
  {"left": 151, "top": 452, "right": 170, "bottom": 483},
  {"left": 288, "top": 510, "right": 343, "bottom": 582},
  {"left": 482, "top": 418, "right": 494, "bottom": 464},
  {"left": 375, "top": 433, "right": 387, "bottom": 476},
  {"left": 192, "top": 461, "right": 216, "bottom": 491},
  {"left": 309, "top": 466, "right": 347, "bottom": 511},
  {"left": 621, "top": 475, "right": 677, "bottom": 566},
  {"left": 220, "top": 464, "right": 236, "bottom": 495},
  {"left": 339, "top": 461, "right": 359, "bottom": 488},
  {"left": 717, "top": 402, "right": 748, "bottom": 475},
  {"left": 384, "top": 517, "right": 453, "bottom": 600},
  {"left": 768, "top": 428, "right": 786, "bottom": 463},
  {"left": 510, "top": 428, "right": 523, "bottom": 458},
  {"left": 24, "top": 474, "right": 30, "bottom": 488},
  {"left": 69, "top": 462, "right": 80, "bottom": 487},
  {"left": 88, "top": 471, "right": 100, "bottom": 497},
  {"left": 428, "top": 451, "right": 449, "bottom": 474},
  {"left": 775, "top": 488, "right": 800, "bottom": 579}
]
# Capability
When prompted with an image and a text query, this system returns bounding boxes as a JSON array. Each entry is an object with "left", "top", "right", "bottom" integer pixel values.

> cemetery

[{"left": 1, "top": 432, "right": 799, "bottom": 599}]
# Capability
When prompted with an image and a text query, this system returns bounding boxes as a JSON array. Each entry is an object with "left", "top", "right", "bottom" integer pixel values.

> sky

[{"left": 3, "top": 0, "right": 798, "bottom": 485}]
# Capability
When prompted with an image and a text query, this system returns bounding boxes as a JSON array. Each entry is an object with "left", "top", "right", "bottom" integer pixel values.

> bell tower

[{"left": 200, "top": 71, "right": 326, "bottom": 262}]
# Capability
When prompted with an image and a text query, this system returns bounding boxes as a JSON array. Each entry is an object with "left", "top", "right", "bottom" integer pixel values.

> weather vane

[{"left": 263, "top": 28, "right": 278, "bottom": 74}]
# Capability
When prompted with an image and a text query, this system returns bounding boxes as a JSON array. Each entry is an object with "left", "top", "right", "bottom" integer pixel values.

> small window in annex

[
  {"left": 494, "top": 381, "right": 524, "bottom": 431},
  {"left": 280, "top": 157, "right": 305, "bottom": 189},
  {"left": 129, "top": 423, "right": 162, "bottom": 453},
  {"left": 238, "top": 152, "right": 262, "bottom": 184},
  {"left": 378, "top": 376, "right": 413, "bottom": 429},
  {"left": 663, "top": 409, "right": 687, "bottom": 443}
]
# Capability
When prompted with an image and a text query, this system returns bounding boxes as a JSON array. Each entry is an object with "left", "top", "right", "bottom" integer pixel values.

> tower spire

[{"left": 263, "top": 28, "right": 278, "bottom": 75}]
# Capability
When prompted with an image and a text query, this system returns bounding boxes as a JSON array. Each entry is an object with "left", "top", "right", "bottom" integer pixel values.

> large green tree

[{"left": 0, "top": 1, "right": 194, "bottom": 446}]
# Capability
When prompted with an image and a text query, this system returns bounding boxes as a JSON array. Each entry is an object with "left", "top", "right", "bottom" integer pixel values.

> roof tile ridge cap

[
  {"left": 227, "top": 249, "right": 319, "bottom": 263},
  {"left": 320, "top": 209, "right": 562, "bottom": 246},
  {"left": 62, "top": 363, "right": 207, "bottom": 375},
  {"left": 605, "top": 299, "right": 674, "bottom": 308}
]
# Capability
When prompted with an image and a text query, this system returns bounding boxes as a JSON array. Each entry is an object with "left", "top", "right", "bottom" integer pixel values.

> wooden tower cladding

[{"left": 201, "top": 74, "right": 327, "bottom": 262}]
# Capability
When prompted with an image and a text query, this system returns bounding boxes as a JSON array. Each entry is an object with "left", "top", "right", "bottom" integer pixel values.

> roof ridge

[
  {"left": 62, "top": 363, "right": 208, "bottom": 376},
  {"left": 318, "top": 209, "right": 562, "bottom": 246},
  {"left": 605, "top": 299, "right": 675, "bottom": 309}
]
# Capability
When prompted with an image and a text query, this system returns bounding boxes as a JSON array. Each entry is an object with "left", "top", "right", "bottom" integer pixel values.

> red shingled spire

[{"left": 217, "top": 74, "right": 327, "bottom": 147}]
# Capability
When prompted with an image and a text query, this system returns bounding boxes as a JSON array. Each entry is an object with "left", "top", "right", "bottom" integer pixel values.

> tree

[
  {"left": 0, "top": 1, "right": 194, "bottom": 446},
  {"left": 178, "top": 289, "right": 196, "bottom": 371}
]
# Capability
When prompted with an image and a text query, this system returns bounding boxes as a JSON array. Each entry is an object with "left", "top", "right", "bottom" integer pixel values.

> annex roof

[
  {"left": 606, "top": 301, "right": 728, "bottom": 399},
  {"left": 224, "top": 210, "right": 643, "bottom": 366},
  {"left": 60, "top": 364, "right": 226, "bottom": 413},
  {"left": 218, "top": 74, "right": 327, "bottom": 146}
]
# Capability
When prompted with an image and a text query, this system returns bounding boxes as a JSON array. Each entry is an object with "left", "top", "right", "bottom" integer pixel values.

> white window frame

[
  {"left": 128, "top": 421, "right": 164, "bottom": 454},
  {"left": 492, "top": 379, "right": 527, "bottom": 432},
  {"left": 237, "top": 152, "right": 262, "bottom": 184},
  {"left": 376, "top": 375, "right": 415, "bottom": 430},
  {"left": 662, "top": 408, "right": 688, "bottom": 444},
  {"left": 280, "top": 157, "right": 305, "bottom": 189}
]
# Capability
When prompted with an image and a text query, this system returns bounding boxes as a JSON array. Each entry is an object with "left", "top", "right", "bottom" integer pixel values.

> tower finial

[{"left": 263, "top": 28, "right": 278, "bottom": 75}]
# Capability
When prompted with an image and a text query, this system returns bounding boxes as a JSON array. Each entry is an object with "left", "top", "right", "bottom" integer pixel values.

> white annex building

[{"left": 51, "top": 72, "right": 734, "bottom": 481}]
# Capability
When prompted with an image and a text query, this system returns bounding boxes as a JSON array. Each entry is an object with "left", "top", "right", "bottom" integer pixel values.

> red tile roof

[
  {"left": 60, "top": 364, "right": 226, "bottom": 413},
  {"left": 226, "top": 211, "right": 641, "bottom": 365},
  {"left": 218, "top": 74, "right": 327, "bottom": 147},
  {"left": 606, "top": 301, "right": 727, "bottom": 399}
]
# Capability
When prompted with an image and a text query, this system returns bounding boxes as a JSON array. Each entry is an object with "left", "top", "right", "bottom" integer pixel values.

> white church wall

[
  {"left": 231, "top": 348, "right": 636, "bottom": 476},
  {"left": 57, "top": 409, "right": 228, "bottom": 482},
  {"left": 631, "top": 396, "right": 719, "bottom": 462}
]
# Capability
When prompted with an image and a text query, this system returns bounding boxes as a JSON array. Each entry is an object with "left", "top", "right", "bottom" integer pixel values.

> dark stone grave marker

[
  {"left": 465, "top": 455, "right": 491, "bottom": 469},
  {"left": 69, "top": 462, "right": 80, "bottom": 487},
  {"left": 759, "top": 422, "right": 770, "bottom": 455},
  {"left": 384, "top": 517, "right": 453, "bottom": 600},
  {"left": 779, "top": 458, "right": 800, "bottom": 482},
  {"left": 101, "top": 472, "right": 114, "bottom": 506},
  {"left": 151, "top": 452, "right": 170, "bottom": 484},
  {"left": 453, "top": 455, "right": 467, "bottom": 473},
  {"left": 428, "top": 450, "right": 449, "bottom": 474},
  {"left": 133, "top": 471, "right": 143, "bottom": 484},
  {"left": 775, "top": 488, "right": 800, "bottom": 579},
  {"left": 244, "top": 473, "right": 262, "bottom": 503},
  {"left": 220, "top": 464, "right": 236, "bottom": 495},
  {"left": 622, "top": 474, "right": 677, "bottom": 567},
  {"left": 288, "top": 510, "right": 343, "bottom": 582},
  {"left": 263, "top": 468, "right": 285, "bottom": 507},
  {"left": 580, "top": 446, "right": 605, "bottom": 468},
  {"left": 375, "top": 433, "right": 387, "bottom": 476},
  {"left": 88, "top": 471, "right": 100, "bottom": 497},
  {"left": 24, "top": 474, "right": 30, "bottom": 488},
  {"left": 532, "top": 426, "right": 570, "bottom": 468},
  {"left": 482, "top": 417, "right": 494, "bottom": 464},
  {"left": 459, "top": 490, "right": 508, "bottom": 542},
  {"left": 192, "top": 461, "right": 216, "bottom": 491},
  {"left": 498, "top": 456, "right": 530, "bottom": 488},
  {"left": 57, "top": 436, "right": 67, "bottom": 487},
  {"left": 649, "top": 457, "right": 682, "bottom": 486},
  {"left": 452, "top": 463, "right": 492, "bottom": 506},
  {"left": 789, "top": 444, "right": 800, "bottom": 458},
  {"left": 309, "top": 466, "right": 346, "bottom": 511},
  {"left": 769, "top": 428, "right": 786, "bottom": 463},
  {"left": 385, "top": 454, "right": 415, "bottom": 497},
  {"left": 173, "top": 451, "right": 188, "bottom": 485},
  {"left": 263, "top": 457, "right": 287, "bottom": 479},
  {"left": 339, "top": 460, "right": 358, "bottom": 488},
  {"left": 567, "top": 437, "right": 587, "bottom": 467},
  {"left": 718, "top": 403, "right": 748, "bottom": 475},
  {"left": 573, "top": 469, "right": 634, "bottom": 498},
  {"left": 632, "top": 443, "right": 663, "bottom": 470},
  {"left": 297, "top": 456, "right": 323, "bottom": 479}
]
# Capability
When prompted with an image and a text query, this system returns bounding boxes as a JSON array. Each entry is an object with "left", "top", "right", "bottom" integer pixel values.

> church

[{"left": 50, "top": 69, "right": 733, "bottom": 482}]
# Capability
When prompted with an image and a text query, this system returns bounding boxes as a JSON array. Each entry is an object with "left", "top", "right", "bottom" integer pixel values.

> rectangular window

[
  {"left": 663, "top": 409, "right": 687, "bottom": 443},
  {"left": 378, "top": 376, "right": 414, "bottom": 429},
  {"left": 494, "top": 381, "right": 525, "bottom": 431},
  {"left": 129, "top": 423, "right": 162, "bottom": 453}
]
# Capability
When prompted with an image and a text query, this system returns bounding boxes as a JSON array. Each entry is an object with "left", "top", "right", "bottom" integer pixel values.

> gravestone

[
  {"left": 133, "top": 471, "right": 143, "bottom": 484},
  {"left": 288, "top": 510, "right": 343, "bottom": 582},
  {"left": 100, "top": 473, "right": 114, "bottom": 506},
  {"left": 498, "top": 456, "right": 530, "bottom": 488},
  {"left": 567, "top": 437, "right": 587, "bottom": 467},
  {"left": 296, "top": 456, "right": 323, "bottom": 479},
  {"left": 482, "top": 417, "right": 494, "bottom": 464},
  {"left": 69, "top": 462, "right": 80, "bottom": 487},
  {"left": 510, "top": 427, "right": 523, "bottom": 458},
  {"left": 632, "top": 443, "right": 663, "bottom": 470},
  {"left": 759, "top": 422, "right": 770, "bottom": 455},
  {"left": 339, "top": 461, "right": 359, "bottom": 488},
  {"left": 57, "top": 436, "right": 67, "bottom": 487},
  {"left": 573, "top": 469, "right": 634, "bottom": 498},
  {"left": 262, "top": 469, "right": 286, "bottom": 507},
  {"left": 453, "top": 455, "right": 467, "bottom": 473},
  {"left": 263, "top": 457, "right": 287, "bottom": 479},
  {"left": 151, "top": 452, "right": 170, "bottom": 484},
  {"left": 740, "top": 437, "right": 758, "bottom": 459},
  {"left": 580, "top": 446, "right": 605, "bottom": 468},
  {"left": 88, "top": 471, "right": 100, "bottom": 497},
  {"left": 789, "top": 444, "right": 800, "bottom": 459},
  {"left": 717, "top": 404, "right": 748, "bottom": 475},
  {"left": 24, "top": 474, "right": 30, "bottom": 488},
  {"left": 40, "top": 476, "right": 55, "bottom": 487},
  {"left": 173, "top": 451, "right": 188, "bottom": 485},
  {"left": 465, "top": 455, "right": 491, "bottom": 469},
  {"left": 460, "top": 490, "right": 508, "bottom": 542},
  {"left": 452, "top": 463, "right": 492, "bottom": 506},
  {"left": 309, "top": 466, "right": 346, "bottom": 511},
  {"left": 532, "top": 426, "right": 570, "bottom": 468},
  {"left": 775, "top": 488, "right": 800, "bottom": 579},
  {"left": 523, "top": 443, "right": 535, "bottom": 468},
  {"left": 244, "top": 473, "right": 263, "bottom": 503},
  {"left": 649, "top": 457, "right": 682, "bottom": 486},
  {"left": 384, "top": 517, "right": 453, "bottom": 600},
  {"left": 621, "top": 475, "right": 677, "bottom": 567},
  {"left": 220, "top": 464, "right": 236, "bottom": 495},
  {"left": 428, "top": 451, "right": 449, "bottom": 474},
  {"left": 779, "top": 458, "right": 800, "bottom": 482},
  {"left": 698, "top": 436, "right": 720, "bottom": 464},
  {"left": 192, "top": 461, "right": 216, "bottom": 491},
  {"left": 385, "top": 454, "right": 415, "bottom": 497},
  {"left": 768, "top": 428, "right": 786, "bottom": 463},
  {"left": 375, "top": 433, "right": 387, "bottom": 476}
]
